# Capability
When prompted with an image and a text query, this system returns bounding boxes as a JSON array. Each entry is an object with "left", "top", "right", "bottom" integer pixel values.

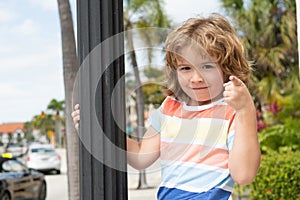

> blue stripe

[
  {"left": 161, "top": 163, "right": 232, "bottom": 189},
  {"left": 158, "top": 187, "right": 231, "bottom": 200}
]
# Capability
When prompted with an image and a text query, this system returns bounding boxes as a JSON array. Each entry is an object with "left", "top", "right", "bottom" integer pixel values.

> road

[
  {"left": 45, "top": 149, "right": 68, "bottom": 200},
  {"left": 45, "top": 148, "right": 163, "bottom": 200},
  {"left": 1, "top": 146, "right": 233, "bottom": 200}
]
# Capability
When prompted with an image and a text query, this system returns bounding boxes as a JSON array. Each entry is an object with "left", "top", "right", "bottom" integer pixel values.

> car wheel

[
  {"left": 38, "top": 182, "right": 47, "bottom": 200},
  {"left": 56, "top": 170, "right": 61, "bottom": 174},
  {"left": 1, "top": 192, "right": 11, "bottom": 200}
]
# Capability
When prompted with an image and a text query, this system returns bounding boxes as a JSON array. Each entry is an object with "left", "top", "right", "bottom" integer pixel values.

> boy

[{"left": 72, "top": 14, "right": 260, "bottom": 200}]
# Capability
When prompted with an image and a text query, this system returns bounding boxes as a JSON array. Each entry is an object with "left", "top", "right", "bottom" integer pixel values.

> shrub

[
  {"left": 259, "top": 119, "right": 300, "bottom": 154},
  {"left": 249, "top": 151, "right": 300, "bottom": 200}
]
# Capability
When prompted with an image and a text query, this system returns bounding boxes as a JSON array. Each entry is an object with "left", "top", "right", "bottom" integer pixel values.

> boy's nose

[{"left": 191, "top": 71, "right": 204, "bottom": 82}]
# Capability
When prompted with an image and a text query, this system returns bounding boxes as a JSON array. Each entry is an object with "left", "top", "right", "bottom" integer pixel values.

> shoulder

[
  {"left": 161, "top": 96, "right": 184, "bottom": 113},
  {"left": 212, "top": 99, "right": 236, "bottom": 120}
]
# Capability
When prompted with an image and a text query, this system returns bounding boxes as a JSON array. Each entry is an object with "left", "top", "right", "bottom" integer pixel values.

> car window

[
  {"left": 7, "top": 143, "right": 23, "bottom": 148},
  {"left": 31, "top": 148, "right": 55, "bottom": 153},
  {"left": 2, "top": 160, "right": 26, "bottom": 172}
]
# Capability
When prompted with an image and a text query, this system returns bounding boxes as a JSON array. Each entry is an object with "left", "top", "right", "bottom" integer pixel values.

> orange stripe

[
  {"left": 163, "top": 97, "right": 235, "bottom": 120},
  {"left": 160, "top": 141, "right": 229, "bottom": 169}
]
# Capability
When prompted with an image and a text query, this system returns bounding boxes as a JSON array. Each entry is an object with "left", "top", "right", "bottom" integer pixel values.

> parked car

[
  {"left": 0, "top": 156, "right": 46, "bottom": 200},
  {"left": 25, "top": 144, "right": 61, "bottom": 174},
  {"left": 4, "top": 143, "right": 26, "bottom": 158}
]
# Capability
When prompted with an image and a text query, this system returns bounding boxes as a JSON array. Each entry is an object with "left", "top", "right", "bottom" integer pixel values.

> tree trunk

[
  {"left": 57, "top": 0, "right": 80, "bottom": 199},
  {"left": 126, "top": 25, "right": 149, "bottom": 189}
]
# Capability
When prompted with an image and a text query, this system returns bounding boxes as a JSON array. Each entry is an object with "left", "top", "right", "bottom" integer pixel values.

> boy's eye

[
  {"left": 178, "top": 66, "right": 191, "bottom": 71},
  {"left": 201, "top": 64, "right": 214, "bottom": 70}
]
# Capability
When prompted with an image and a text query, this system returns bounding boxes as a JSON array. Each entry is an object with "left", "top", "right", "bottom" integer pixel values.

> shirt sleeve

[
  {"left": 147, "top": 107, "right": 162, "bottom": 133},
  {"left": 227, "top": 115, "right": 236, "bottom": 151}
]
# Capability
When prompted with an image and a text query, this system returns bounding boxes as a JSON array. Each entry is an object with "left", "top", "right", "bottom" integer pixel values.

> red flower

[
  {"left": 257, "top": 120, "right": 266, "bottom": 131},
  {"left": 266, "top": 189, "right": 271, "bottom": 194},
  {"left": 267, "top": 101, "right": 283, "bottom": 116}
]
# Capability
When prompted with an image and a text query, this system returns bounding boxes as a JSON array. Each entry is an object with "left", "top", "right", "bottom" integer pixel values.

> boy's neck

[{"left": 187, "top": 93, "right": 224, "bottom": 106}]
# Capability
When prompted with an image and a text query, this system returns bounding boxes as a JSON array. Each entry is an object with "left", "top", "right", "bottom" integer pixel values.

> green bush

[
  {"left": 258, "top": 119, "right": 300, "bottom": 154},
  {"left": 234, "top": 116, "right": 300, "bottom": 199},
  {"left": 249, "top": 151, "right": 300, "bottom": 200}
]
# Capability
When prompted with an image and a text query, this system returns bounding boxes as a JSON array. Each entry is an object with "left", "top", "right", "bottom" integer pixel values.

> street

[
  {"left": 45, "top": 149, "right": 68, "bottom": 200},
  {"left": 0, "top": 147, "right": 232, "bottom": 200},
  {"left": 45, "top": 148, "right": 161, "bottom": 200}
]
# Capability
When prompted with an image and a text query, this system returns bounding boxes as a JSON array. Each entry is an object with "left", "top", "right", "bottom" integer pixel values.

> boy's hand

[
  {"left": 223, "top": 76, "right": 253, "bottom": 112},
  {"left": 71, "top": 104, "right": 80, "bottom": 131}
]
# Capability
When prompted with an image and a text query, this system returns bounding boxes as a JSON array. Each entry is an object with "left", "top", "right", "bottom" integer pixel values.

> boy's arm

[
  {"left": 127, "top": 126, "right": 160, "bottom": 170},
  {"left": 224, "top": 76, "right": 261, "bottom": 185},
  {"left": 71, "top": 104, "right": 160, "bottom": 170}
]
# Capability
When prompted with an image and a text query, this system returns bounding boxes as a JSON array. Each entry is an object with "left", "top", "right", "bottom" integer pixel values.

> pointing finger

[{"left": 229, "top": 75, "right": 243, "bottom": 86}]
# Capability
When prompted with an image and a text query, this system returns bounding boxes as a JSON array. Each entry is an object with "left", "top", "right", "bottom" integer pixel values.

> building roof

[{"left": 0, "top": 123, "right": 24, "bottom": 134}]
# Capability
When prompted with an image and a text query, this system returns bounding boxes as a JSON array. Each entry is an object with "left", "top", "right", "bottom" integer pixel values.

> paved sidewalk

[{"left": 128, "top": 159, "right": 161, "bottom": 200}]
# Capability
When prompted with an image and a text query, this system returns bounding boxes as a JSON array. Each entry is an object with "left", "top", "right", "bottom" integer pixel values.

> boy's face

[{"left": 176, "top": 45, "right": 224, "bottom": 105}]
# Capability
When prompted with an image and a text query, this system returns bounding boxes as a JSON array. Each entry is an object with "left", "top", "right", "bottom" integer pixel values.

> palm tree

[
  {"left": 47, "top": 99, "right": 65, "bottom": 115},
  {"left": 57, "top": 0, "right": 79, "bottom": 200},
  {"left": 31, "top": 112, "right": 55, "bottom": 143},
  {"left": 124, "top": 0, "right": 171, "bottom": 189},
  {"left": 47, "top": 99, "right": 65, "bottom": 147},
  {"left": 220, "top": 0, "right": 297, "bottom": 109}
]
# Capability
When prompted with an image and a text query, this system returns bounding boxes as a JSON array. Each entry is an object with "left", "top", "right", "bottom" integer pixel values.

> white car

[
  {"left": 5, "top": 143, "right": 26, "bottom": 157},
  {"left": 25, "top": 143, "right": 61, "bottom": 174}
]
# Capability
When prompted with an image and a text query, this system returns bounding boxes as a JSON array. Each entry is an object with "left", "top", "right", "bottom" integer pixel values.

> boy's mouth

[{"left": 192, "top": 86, "right": 208, "bottom": 90}]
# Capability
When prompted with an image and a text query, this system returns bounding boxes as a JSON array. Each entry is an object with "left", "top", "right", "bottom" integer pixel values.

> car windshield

[
  {"left": 2, "top": 160, "right": 26, "bottom": 172},
  {"left": 31, "top": 148, "right": 55, "bottom": 153}
]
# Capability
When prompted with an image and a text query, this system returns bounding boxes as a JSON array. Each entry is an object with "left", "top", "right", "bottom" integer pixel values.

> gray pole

[{"left": 77, "top": 0, "right": 128, "bottom": 199}]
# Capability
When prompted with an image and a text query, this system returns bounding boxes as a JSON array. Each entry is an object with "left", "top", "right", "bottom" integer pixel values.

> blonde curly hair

[{"left": 164, "top": 14, "right": 252, "bottom": 101}]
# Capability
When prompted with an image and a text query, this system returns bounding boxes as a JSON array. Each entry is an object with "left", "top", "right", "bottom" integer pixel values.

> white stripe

[
  {"left": 161, "top": 160, "right": 228, "bottom": 173},
  {"left": 161, "top": 137, "right": 228, "bottom": 150},
  {"left": 161, "top": 114, "right": 230, "bottom": 123},
  {"left": 160, "top": 182, "right": 213, "bottom": 193},
  {"left": 182, "top": 98, "right": 226, "bottom": 111},
  {"left": 160, "top": 181, "right": 234, "bottom": 193}
]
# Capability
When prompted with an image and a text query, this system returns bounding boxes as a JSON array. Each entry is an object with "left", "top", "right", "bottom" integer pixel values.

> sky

[{"left": 0, "top": 0, "right": 223, "bottom": 123}]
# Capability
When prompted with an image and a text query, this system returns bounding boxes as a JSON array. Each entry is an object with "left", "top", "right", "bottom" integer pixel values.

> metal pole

[{"left": 77, "top": 0, "right": 127, "bottom": 199}]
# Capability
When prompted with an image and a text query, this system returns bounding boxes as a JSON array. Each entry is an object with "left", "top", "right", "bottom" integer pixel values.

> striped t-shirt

[{"left": 148, "top": 96, "right": 236, "bottom": 200}]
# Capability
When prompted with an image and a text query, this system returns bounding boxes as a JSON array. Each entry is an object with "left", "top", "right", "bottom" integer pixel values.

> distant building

[{"left": 0, "top": 122, "right": 25, "bottom": 144}]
